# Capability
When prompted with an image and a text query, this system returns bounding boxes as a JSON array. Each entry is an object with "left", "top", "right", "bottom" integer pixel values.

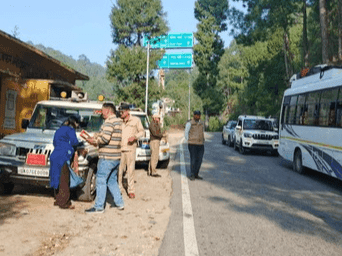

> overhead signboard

[
  {"left": 143, "top": 33, "right": 193, "bottom": 49},
  {"left": 158, "top": 53, "right": 193, "bottom": 69}
]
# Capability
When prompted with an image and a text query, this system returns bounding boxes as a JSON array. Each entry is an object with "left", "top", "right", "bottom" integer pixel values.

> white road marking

[{"left": 180, "top": 138, "right": 199, "bottom": 256}]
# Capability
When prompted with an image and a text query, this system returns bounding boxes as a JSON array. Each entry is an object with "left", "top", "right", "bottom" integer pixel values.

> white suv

[{"left": 234, "top": 115, "right": 279, "bottom": 155}]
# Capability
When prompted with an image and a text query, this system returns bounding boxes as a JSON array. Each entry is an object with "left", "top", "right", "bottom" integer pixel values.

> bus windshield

[
  {"left": 243, "top": 119, "right": 273, "bottom": 131},
  {"left": 29, "top": 105, "right": 103, "bottom": 132}
]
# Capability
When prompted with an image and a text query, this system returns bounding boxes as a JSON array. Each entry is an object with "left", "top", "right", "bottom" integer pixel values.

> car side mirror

[
  {"left": 21, "top": 119, "right": 30, "bottom": 129},
  {"left": 236, "top": 126, "right": 241, "bottom": 130}
]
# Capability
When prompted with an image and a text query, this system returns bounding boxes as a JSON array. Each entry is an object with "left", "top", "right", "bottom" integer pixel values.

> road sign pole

[
  {"left": 188, "top": 69, "right": 191, "bottom": 120},
  {"left": 145, "top": 42, "right": 150, "bottom": 114}
]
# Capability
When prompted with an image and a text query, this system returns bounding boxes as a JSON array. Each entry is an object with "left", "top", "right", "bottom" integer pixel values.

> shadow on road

[{"left": 174, "top": 132, "right": 342, "bottom": 244}]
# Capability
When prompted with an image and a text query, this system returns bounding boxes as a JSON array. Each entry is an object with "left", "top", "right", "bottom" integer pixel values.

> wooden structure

[{"left": 0, "top": 29, "right": 89, "bottom": 137}]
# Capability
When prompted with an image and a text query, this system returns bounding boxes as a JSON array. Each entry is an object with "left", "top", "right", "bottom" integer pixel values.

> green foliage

[
  {"left": 193, "top": 1, "right": 226, "bottom": 114},
  {"left": 108, "top": 0, "right": 169, "bottom": 108},
  {"left": 208, "top": 116, "right": 224, "bottom": 132},
  {"left": 163, "top": 111, "right": 188, "bottom": 129},
  {"left": 106, "top": 45, "right": 164, "bottom": 85},
  {"left": 194, "top": 0, "right": 229, "bottom": 32},
  {"left": 115, "top": 79, "right": 164, "bottom": 112},
  {"left": 27, "top": 42, "right": 116, "bottom": 101},
  {"left": 110, "top": 0, "right": 169, "bottom": 47},
  {"left": 164, "top": 69, "right": 203, "bottom": 115}
]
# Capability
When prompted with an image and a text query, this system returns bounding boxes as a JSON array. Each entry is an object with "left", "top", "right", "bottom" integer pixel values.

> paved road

[{"left": 160, "top": 132, "right": 342, "bottom": 256}]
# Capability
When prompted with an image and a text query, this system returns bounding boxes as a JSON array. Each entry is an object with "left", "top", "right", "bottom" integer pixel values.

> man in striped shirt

[{"left": 85, "top": 103, "right": 124, "bottom": 214}]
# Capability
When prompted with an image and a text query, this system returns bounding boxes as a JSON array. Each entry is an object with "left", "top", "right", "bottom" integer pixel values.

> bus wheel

[{"left": 293, "top": 150, "right": 305, "bottom": 174}]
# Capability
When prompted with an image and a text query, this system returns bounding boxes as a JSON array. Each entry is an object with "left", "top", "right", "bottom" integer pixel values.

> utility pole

[{"left": 145, "top": 41, "right": 150, "bottom": 114}]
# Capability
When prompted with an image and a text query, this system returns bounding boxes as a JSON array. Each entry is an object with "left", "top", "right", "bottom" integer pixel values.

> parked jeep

[
  {"left": 0, "top": 93, "right": 170, "bottom": 200},
  {"left": 234, "top": 115, "right": 279, "bottom": 155}
]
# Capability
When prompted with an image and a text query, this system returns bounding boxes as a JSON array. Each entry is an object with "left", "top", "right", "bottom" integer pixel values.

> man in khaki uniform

[
  {"left": 148, "top": 114, "right": 163, "bottom": 177},
  {"left": 119, "top": 104, "right": 145, "bottom": 199}
]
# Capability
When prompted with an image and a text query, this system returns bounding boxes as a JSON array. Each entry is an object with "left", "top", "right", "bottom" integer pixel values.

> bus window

[
  {"left": 288, "top": 95, "right": 298, "bottom": 124},
  {"left": 295, "top": 94, "right": 306, "bottom": 125},
  {"left": 336, "top": 89, "right": 342, "bottom": 127},
  {"left": 282, "top": 96, "right": 290, "bottom": 125},
  {"left": 319, "top": 88, "right": 338, "bottom": 126},
  {"left": 306, "top": 91, "right": 321, "bottom": 126}
]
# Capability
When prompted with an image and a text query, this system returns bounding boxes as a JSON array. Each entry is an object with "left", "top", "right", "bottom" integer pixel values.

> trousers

[
  {"left": 188, "top": 144, "right": 204, "bottom": 176},
  {"left": 93, "top": 158, "right": 124, "bottom": 210},
  {"left": 148, "top": 140, "right": 160, "bottom": 175},
  {"left": 55, "top": 163, "right": 71, "bottom": 208},
  {"left": 118, "top": 150, "right": 136, "bottom": 194}
]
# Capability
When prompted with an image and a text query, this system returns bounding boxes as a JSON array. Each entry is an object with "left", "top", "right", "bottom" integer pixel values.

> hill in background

[{"left": 27, "top": 41, "right": 116, "bottom": 100}]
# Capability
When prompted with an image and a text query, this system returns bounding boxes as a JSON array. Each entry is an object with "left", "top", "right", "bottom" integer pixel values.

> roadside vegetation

[{"left": 26, "top": 0, "right": 342, "bottom": 131}]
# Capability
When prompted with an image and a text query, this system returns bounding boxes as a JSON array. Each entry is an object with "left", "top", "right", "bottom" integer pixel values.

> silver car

[{"left": 222, "top": 120, "right": 237, "bottom": 147}]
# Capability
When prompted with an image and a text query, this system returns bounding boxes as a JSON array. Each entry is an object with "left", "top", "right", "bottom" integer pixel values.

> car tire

[
  {"left": 233, "top": 139, "right": 238, "bottom": 151},
  {"left": 239, "top": 141, "right": 246, "bottom": 155},
  {"left": 221, "top": 135, "right": 226, "bottom": 145},
  {"left": 293, "top": 149, "right": 305, "bottom": 174},
  {"left": 76, "top": 164, "right": 97, "bottom": 202},
  {"left": 0, "top": 182, "right": 14, "bottom": 195},
  {"left": 228, "top": 136, "right": 233, "bottom": 147},
  {"left": 271, "top": 150, "right": 279, "bottom": 156},
  {"left": 157, "top": 158, "right": 170, "bottom": 169}
]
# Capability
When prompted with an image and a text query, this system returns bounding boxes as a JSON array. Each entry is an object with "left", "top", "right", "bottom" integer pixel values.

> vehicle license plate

[{"left": 18, "top": 167, "right": 49, "bottom": 177}]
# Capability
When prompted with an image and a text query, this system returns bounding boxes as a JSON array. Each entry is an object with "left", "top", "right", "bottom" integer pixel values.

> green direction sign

[
  {"left": 158, "top": 53, "right": 193, "bottom": 68},
  {"left": 143, "top": 33, "right": 193, "bottom": 49}
]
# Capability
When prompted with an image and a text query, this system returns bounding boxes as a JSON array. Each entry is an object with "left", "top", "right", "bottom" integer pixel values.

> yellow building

[{"left": 0, "top": 29, "right": 89, "bottom": 138}]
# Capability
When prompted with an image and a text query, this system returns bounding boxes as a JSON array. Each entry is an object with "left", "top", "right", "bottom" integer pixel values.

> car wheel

[
  {"left": 293, "top": 149, "right": 305, "bottom": 174},
  {"left": 228, "top": 136, "right": 233, "bottom": 147},
  {"left": 239, "top": 141, "right": 246, "bottom": 155},
  {"left": 233, "top": 139, "right": 238, "bottom": 151},
  {"left": 0, "top": 182, "right": 14, "bottom": 195},
  {"left": 157, "top": 158, "right": 170, "bottom": 169},
  {"left": 76, "top": 164, "right": 96, "bottom": 202},
  {"left": 271, "top": 150, "right": 279, "bottom": 156},
  {"left": 221, "top": 135, "right": 226, "bottom": 145}
]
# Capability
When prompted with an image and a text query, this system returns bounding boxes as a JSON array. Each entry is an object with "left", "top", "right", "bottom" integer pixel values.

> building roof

[{"left": 0, "top": 29, "right": 89, "bottom": 81}]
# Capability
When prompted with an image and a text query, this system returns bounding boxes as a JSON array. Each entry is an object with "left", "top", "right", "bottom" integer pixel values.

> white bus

[{"left": 278, "top": 65, "right": 342, "bottom": 181}]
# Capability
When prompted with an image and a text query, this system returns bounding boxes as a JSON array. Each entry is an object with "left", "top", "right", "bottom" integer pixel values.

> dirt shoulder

[{"left": 0, "top": 129, "right": 184, "bottom": 256}]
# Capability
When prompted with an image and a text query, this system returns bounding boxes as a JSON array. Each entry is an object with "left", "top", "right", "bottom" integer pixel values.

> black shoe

[
  {"left": 151, "top": 173, "right": 161, "bottom": 177},
  {"left": 85, "top": 207, "right": 104, "bottom": 214},
  {"left": 195, "top": 175, "right": 203, "bottom": 180},
  {"left": 189, "top": 175, "right": 195, "bottom": 181}
]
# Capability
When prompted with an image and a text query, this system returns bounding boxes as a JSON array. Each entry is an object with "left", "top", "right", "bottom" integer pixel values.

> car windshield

[
  {"left": 243, "top": 119, "right": 273, "bottom": 131},
  {"left": 132, "top": 114, "right": 149, "bottom": 129},
  {"left": 230, "top": 122, "right": 237, "bottom": 129},
  {"left": 29, "top": 104, "right": 103, "bottom": 132}
]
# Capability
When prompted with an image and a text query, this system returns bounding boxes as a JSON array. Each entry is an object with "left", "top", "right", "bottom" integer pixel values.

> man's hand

[
  {"left": 128, "top": 136, "right": 136, "bottom": 145},
  {"left": 86, "top": 137, "right": 97, "bottom": 146}
]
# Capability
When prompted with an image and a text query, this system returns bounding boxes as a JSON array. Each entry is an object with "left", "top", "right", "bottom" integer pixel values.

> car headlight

[
  {"left": 243, "top": 133, "right": 252, "bottom": 138},
  {"left": 273, "top": 135, "right": 279, "bottom": 140},
  {"left": 0, "top": 142, "right": 16, "bottom": 156}
]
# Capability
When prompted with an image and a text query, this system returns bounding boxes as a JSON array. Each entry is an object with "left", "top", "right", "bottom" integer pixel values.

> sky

[{"left": 1, "top": 0, "right": 244, "bottom": 67}]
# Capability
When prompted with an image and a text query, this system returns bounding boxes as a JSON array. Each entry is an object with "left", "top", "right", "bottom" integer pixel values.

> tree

[
  {"left": 194, "top": 0, "right": 229, "bottom": 31},
  {"left": 110, "top": 0, "right": 169, "bottom": 47},
  {"left": 107, "top": 0, "right": 169, "bottom": 106},
  {"left": 106, "top": 45, "right": 164, "bottom": 85},
  {"left": 319, "top": 0, "right": 329, "bottom": 63},
  {"left": 193, "top": 1, "right": 226, "bottom": 115}
]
